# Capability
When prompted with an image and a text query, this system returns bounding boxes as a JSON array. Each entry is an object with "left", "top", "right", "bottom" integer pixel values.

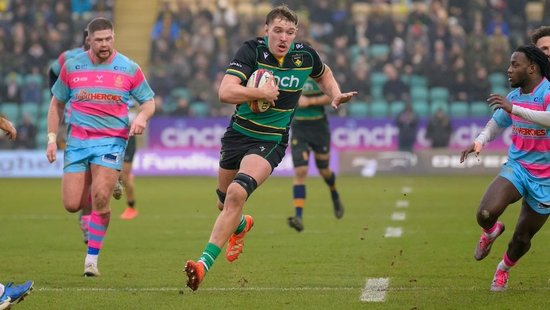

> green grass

[{"left": 2, "top": 176, "right": 550, "bottom": 309}]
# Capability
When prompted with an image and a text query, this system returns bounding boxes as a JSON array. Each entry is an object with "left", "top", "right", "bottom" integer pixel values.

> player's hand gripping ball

[{"left": 246, "top": 69, "right": 274, "bottom": 113}]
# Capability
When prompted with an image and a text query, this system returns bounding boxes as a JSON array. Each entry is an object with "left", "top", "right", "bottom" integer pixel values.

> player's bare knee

[
  {"left": 476, "top": 209, "right": 492, "bottom": 225},
  {"left": 63, "top": 202, "right": 81, "bottom": 213},
  {"left": 232, "top": 172, "right": 258, "bottom": 200}
]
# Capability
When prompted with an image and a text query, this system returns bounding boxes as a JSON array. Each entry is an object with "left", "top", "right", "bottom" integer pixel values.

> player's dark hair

[
  {"left": 87, "top": 17, "right": 113, "bottom": 34},
  {"left": 516, "top": 44, "right": 550, "bottom": 80},
  {"left": 82, "top": 29, "right": 89, "bottom": 45},
  {"left": 266, "top": 4, "right": 298, "bottom": 26},
  {"left": 531, "top": 26, "right": 550, "bottom": 44}
]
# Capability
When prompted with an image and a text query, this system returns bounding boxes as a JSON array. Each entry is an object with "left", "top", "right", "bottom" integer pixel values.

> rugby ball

[{"left": 246, "top": 69, "right": 273, "bottom": 113}]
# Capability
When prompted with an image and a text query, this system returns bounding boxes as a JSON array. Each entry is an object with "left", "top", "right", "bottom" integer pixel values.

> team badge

[
  {"left": 292, "top": 54, "right": 303, "bottom": 67},
  {"left": 114, "top": 75, "right": 124, "bottom": 87}
]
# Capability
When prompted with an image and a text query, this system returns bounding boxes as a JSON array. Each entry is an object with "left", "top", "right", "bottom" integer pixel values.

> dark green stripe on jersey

[{"left": 225, "top": 37, "right": 325, "bottom": 143}]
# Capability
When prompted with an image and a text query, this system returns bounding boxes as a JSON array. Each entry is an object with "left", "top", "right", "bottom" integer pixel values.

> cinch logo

[
  {"left": 75, "top": 90, "right": 122, "bottom": 102},
  {"left": 273, "top": 75, "right": 300, "bottom": 88}
]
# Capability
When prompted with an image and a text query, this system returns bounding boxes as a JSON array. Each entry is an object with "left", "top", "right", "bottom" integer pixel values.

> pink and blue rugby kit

[{"left": 493, "top": 78, "right": 550, "bottom": 214}]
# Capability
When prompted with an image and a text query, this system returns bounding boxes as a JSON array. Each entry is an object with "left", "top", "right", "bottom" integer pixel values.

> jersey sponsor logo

[
  {"left": 273, "top": 75, "right": 300, "bottom": 88},
  {"left": 512, "top": 126, "right": 547, "bottom": 136},
  {"left": 259, "top": 146, "right": 266, "bottom": 152},
  {"left": 292, "top": 54, "right": 303, "bottom": 67},
  {"left": 75, "top": 90, "right": 123, "bottom": 102},
  {"left": 72, "top": 76, "right": 89, "bottom": 83},
  {"left": 75, "top": 64, "right": 88, "bottom": 70},
  {"left": 263, "top": 52, "right": 269, "bottom": 59},
  {"left": 229, "top": 61, "right": 242, "bottom": 68},
  {"left": 295, "top": 43, "right": 303, "bottom": 49},
  {"left": 113, "top": 65, "right": 127, "bottom": 71},
  {"left": 96, "top": 74, "right": 104, "bottom": 83},
  {"left": 102, "top": 153, "right": 121, "bottom": 164}
]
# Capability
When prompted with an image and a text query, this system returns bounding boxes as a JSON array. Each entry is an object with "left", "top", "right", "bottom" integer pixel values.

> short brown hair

[
  {"left": 265, "top": 5, "right": 298, "bottom": 26},
  {"left": 531, "top": 26, "right": 550, "bottom": 44},
  {"left": 87, "top": 17, "right": 114, "bottom": 34}
]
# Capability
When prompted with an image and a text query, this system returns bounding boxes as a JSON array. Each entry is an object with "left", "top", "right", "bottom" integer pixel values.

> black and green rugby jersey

[
  {"left": 293, "top": 77, "right": 327, "bottom": 123},
  {"left": 225, "top": 37, "right": 325, "bottom": 145}
]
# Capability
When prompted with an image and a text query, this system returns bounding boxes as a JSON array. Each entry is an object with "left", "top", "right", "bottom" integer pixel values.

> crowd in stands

[
  {"left": 149, "top": 0, "right": 549, "bottom": 120},
  {"left": 0, "top": 0, "right": 113, "bottom": 149},
  {"left": 1, "top": 0, "right": 550, "bottom": 150}
]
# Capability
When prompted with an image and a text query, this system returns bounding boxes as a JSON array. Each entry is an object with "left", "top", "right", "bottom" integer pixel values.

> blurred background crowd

[{"left": 0, "top": 0, "right": 549, "bottom": 150}]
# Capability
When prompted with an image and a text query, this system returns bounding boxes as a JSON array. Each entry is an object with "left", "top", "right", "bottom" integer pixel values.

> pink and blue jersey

[
  {"left": 51, "top": 47, "right": 86, "bottom": 76},
  {"left": 52, "top": 50, "right": 154, "bottom": 148},
  {"left": 493, "top": 78, "right": 550, "bottom": 186}
]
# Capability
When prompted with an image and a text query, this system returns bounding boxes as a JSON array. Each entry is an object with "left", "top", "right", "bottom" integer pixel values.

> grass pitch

[{"left": 1, "top": 175, "right": 550, "bottom": 309}]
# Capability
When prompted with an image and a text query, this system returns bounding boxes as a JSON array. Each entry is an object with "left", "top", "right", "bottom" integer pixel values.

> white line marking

[
  {"left": 35, "top": 285, "right": 550, "bottom": 293},
  {"left": 391, "top": 212, "right": 406, "bottom": 221},
  {"left": 360, "top": 278, "right": 389, "bottom": 302},
  {"left": 395, "top": 200, "right": 409, "bottom": 208},
  {"left": 384, "top": 227, "right": 402, "bottom": 238},
  {"left": 36, "top": 287, "right": 358, "bottom": 292},
  {"left": 401, "top": 187, "right": 412, "bottom": 194}
]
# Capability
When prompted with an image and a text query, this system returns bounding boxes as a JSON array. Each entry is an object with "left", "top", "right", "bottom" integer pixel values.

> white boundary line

[
  {"left": 391, "top": 212, "right": 406, "bottom": 221},
  {"left": 384, "top": 227, "right": 403, "bottom": 237},
  {"left": 36, "top": 287, "right": 358, "bottom": 292},
  {"left": 35, "top": 286, "right": 550, "bottom": 293},
  {"left": 360, "top": 278, "right": 389, "bottom": 302}
]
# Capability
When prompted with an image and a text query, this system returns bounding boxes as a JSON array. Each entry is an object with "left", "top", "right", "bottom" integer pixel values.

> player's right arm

[
  {"left": 46, "top": 96, "right": 65, "bottom": 163},
  {"left": 218, "top": 41, "right": 278, "bottom": 105},
  {"left": 218, "top": 74, "right": 278, "bottom": 105},
  {"left": 46, "top": 62, "right": 71, "bottom": 163}
]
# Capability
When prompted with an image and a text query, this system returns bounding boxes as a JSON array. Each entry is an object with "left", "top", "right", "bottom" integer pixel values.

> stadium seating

[
  {"left": 409, "top": 75, "right": 428, "bottom": 88},
  {"left": 470, "top": 101, "right": 491, "bottom": 117},
  {"left": 189, "top": 102, "right": 210, "bottom": 118},
  {"left": 389, "top": 101, "right": 406, "bottom": 117},
  {"left": 369, "top": 44, "right": 390, "bottom": 58},
  {"left": 412, "top": 100, "right": 429, "bottom": 118},
  {"left": 410, "top": 86, "right": 429, "bottom": 101},
  {"left": 429, "top": 87, "right": 450, "bottom": 103},
  {"left": 488, "top": 72, "right": 507, "bottom": 89},
  {"left": 370, "top": 100, "right": 389, "bottom": 119},
  {"left": 20, "top": 102, "right": 40, "bottom": 121},
  {"left": 449, "top": 101, "right": 469, "bottom": 118},
  {"left": 430, "top": 100, "right": 449, "bottom": 115},
  {"left": 347, "top": 101, "right": 369, "bottom": 118},
  {"left": 0, "top": 102, "right": 19, "bottom": 122}
]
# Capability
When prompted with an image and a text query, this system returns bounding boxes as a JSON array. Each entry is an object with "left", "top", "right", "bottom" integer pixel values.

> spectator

[
  {"left": 1, "top": 72, "right": 22, "bottom": 103},
  {"left": 382, "top": 63, "right": 409, "bottom": 103},
  {"left": 14, "top": 113, "right": 37, "bottom": 149},
  {"left": 426, "top": 108, "right": 452, "bottom": 148},
  {"left": 395, "top": 103, "right": 418, "bottom": 152}
]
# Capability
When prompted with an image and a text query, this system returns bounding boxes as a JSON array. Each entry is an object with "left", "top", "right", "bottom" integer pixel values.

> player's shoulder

[
  {"left": 112, "top": 51, "right": 141, "bottom": 73},
  {"left": 63, "top": 51, "right": 91, "bottom": 71},
  {"left": 292, "top": 41, "right": 315, "bottom": 52}
]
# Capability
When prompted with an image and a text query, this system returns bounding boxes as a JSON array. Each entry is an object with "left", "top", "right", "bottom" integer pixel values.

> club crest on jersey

[
  {"left": 292, "top": 54, "right": 303, "bottom": 67},
  {"left": 114, "top": 75, "right": 124, "bottom": 87}
]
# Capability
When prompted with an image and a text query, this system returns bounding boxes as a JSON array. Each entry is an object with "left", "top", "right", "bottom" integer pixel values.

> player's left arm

[
  {"left": 488, "top": 93, "right": 550, "bottom": 127},
  {"left": 130, "top": 99, "right": 155, "bottom": 136},
  {"left": 313, "top": 65, "right": 357, "bottom": 109}
]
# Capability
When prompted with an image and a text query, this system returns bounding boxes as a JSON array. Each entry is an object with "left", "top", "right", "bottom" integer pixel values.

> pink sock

[
  {"left": 88, "top": 211, "right": 111, "bottom": 254},
  {"left": 81, "top": 215, "right": 91, "bottom": 230},
  {"left": 503, "top": 252, "right": 517, "bottom": 267}
]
